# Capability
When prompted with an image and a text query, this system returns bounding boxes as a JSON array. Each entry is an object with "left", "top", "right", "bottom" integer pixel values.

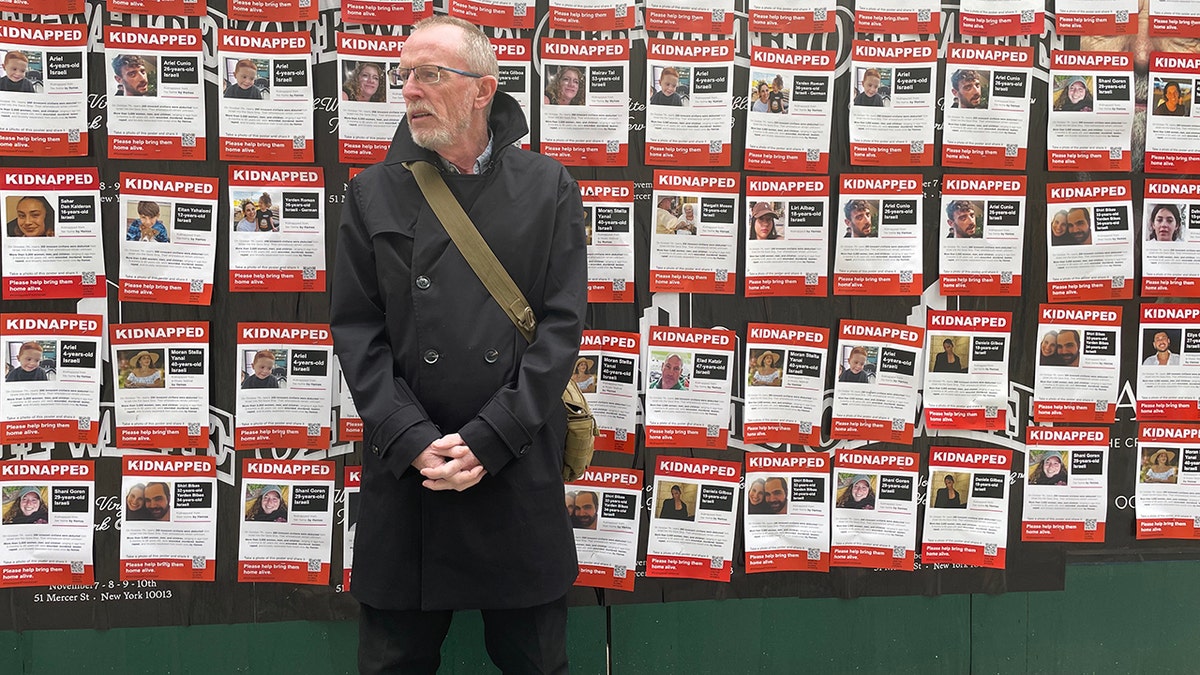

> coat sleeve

[
  {"left": 330, "top": 178, "right": 442, "bottom": 480},
  {"left": 456, "top": 168, "right": 587, "bottom": 477}
]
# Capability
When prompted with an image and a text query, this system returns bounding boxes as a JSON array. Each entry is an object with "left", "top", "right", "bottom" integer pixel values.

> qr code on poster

[
  {"left": 298, "top": 0, "right": 310, "bottom": 7},
  {"left": 181, "top": 133, "right": 196, "bottom": 147},
  {"left": 1115, "top": 9, "right": 1128, "bottom": 23},
  {"left": 71, "top": 561, "right": 84, "bottom": 574},
  {"left": 293, "top": 136, "right": 306, "bottom": 150},
  {"left": 706, "top": 424, "right": 720, "bottom": 437},
  {"left": 917, "top": 8, "right": 930, "bottom": 21},
  {"left": 1095, "top": 400, "right": 1109, "bottom": 412},
  {"left": 1111, "top": 275, "right": 1125, "bottom": 288},
  {"left": 190, "top": 279, "right": 204, "bottom": 293},
  {"left": 709, "top": 140, "right": 723, "bottom": 154},
  {"left": 303, "top": 266, "right": 317, "bottom": 281},
  {"left": 1109, "top": 147, "right": 1122, "bottom": 160},
  {"left": 710, "top": 556, "right": 724, "bottom": 569},
  {"left": 806, "top": 148, "right": 821, "bottom": 162},
  {"left": 1020, "top": 8, "right": 1035, "bottom": 22},
  {"left": 1000, "top": 271, "right": 1013, "bottom": 284},
  {"left": 191, "top": 556, "right": 206, "bottom": 569},
  {"left": 805, "top": 273, "right": 819, "bottom": 285},
  {"left": 711, "top": 8, "right": 724, "bottom": 22},
  {"left": 614, "top": 3, "right": 626, "bottom": 18},
  {"left": 82, "top": 271, "right": 96, "bottom": 285},
  {"left": 615, "top": 427, "right": 628, "bottom": 441},
  {"left": 899, "top": 270, "right": 913, "bottom": 284},
  {"left": 984, "top": 544, "right": 997, "bottom": 556},
  {"left": 813, "top": 7, "right": 827, "bottom": 21},
  {"left": 892, "top": 546, "right": 906, "bottom": 558},
  {"left": 1084, "top": 519, "right": 1097, "bottom": 531},
  {"left": 909, "top": 141, "right": 924, "bottom": 155},
  {"left": 513, "top": 2, "right": 526, "bottom": 15},
  {"left": 1193, "top": 516, "right": 1200, "bottom": 528},
  {"left": 799, "top": 421, "right": 813, "bottom": 435},
  {"left": 68, "top": 128, "right": 80, "bottom": 143},
  {"left": 606, "top": 140, "right": 620, "bottom": 154},
  {"left": 985, "top": 406, "right": 998, "bottom": 418},
  {"left": 187, "top": 422, "right": 202, "bottom": 436},
  {"left": 715, "top": 269, "right": 728, "bottom": 282},
  {"left": 308, "top": 558, "right": 321, "bottom": 572},
  {"left": 807, "top": 548, "right": 821, "bottom": 560},
  {"left": 891, "top": 418, "right": 906, "bottom": 431},
  {"left": 183, "top": 0, "right": 196, "bottom": 4},
  {"left": 1005, "top": 144, "right": 1018, "bottom": 157},
  {"left": 77, "top": 417, "right": 90, "bottom": 430},
  {"left": 614, "top": 564, "right": 627, "bottom": 578},
  {"left": 307, "top": 423, "right": 322, "bottom": 436},
  {"left": 412, "top": 0, "right": 425, "bottom": 10},
  {"left": 612, "top": 279, "right": 626, "bottom": 292}
]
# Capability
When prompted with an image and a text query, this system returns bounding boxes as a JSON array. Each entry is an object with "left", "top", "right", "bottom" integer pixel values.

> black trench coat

[{"left": 330, "top": 93, "right": 587, "bottom": 611}]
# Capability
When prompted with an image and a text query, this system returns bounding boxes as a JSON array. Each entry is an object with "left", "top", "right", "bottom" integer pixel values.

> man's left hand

[{"left": 419, "top": 433, "right": 487, "bottom": 491}]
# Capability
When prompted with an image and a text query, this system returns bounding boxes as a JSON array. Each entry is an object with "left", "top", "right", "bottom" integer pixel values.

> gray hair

[{"left": 412, "top": 16, "right": 499, "bottom": 78}]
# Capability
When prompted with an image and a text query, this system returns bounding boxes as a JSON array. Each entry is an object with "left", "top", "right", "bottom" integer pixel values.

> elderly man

[{"left": 330, "top": 16, "right": 587, "bottom": 675}]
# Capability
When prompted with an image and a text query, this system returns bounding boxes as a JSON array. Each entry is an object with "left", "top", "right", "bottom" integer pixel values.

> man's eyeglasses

[{"left": 395, "top": 64, "right": 484, "bottom": 84}]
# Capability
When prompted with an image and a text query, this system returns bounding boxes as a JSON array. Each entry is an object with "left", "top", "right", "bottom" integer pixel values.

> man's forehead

[{"left": 403, "top": 25, "right": 466, "bottom": 63}]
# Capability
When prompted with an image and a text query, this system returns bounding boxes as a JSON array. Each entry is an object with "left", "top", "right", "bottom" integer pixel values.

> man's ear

[{"left": 473, "top": 75, "right": 499, "bottom": 110}]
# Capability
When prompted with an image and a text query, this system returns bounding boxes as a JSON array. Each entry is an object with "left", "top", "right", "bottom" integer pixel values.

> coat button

[
  {"left": 415, "top": 275, "right": 430, "bottom": 290},
  {"left": 371, "top": 445, "right": 380, "bottom": 455},
  {"left": 484, "top": 348, "right": 499, "bottom": 363},
  {"left": 519, "top": 444, "right": 529, "bottom": 456},
  {"left": 423, "top": 349, "right": 439, "bottom": 364}
]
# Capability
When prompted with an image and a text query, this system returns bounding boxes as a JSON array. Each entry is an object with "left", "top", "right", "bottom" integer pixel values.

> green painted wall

[{"left": 5, "top": 561, "right": 1199, "bottom": 673}]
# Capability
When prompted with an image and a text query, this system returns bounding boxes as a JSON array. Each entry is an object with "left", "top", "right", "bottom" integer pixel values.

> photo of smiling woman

[
  {"left": 1053, "top": 76, "right": 1093, "bottom": 112},
  {"left": 543, "top": 65, "right": 586, "bottom": 106},
  {"left": 341, "top": 61, "right": 387, "bottom": 103},
  {"left": 5, "top": 195, "right": 55, "bottom": 237},
  {"left": 2, "top": 486, "right": 48, "bottom": 525},
  {"left": 835, "top": 474, "right": 876, "bottom": 510},
  {"left": 245, "top": 484, "right": 289, "bottom": 523}
]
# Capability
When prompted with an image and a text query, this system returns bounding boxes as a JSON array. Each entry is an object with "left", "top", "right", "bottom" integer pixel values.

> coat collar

[{"left": 383, "top": 90, "right": 528, "bottom": 166}]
